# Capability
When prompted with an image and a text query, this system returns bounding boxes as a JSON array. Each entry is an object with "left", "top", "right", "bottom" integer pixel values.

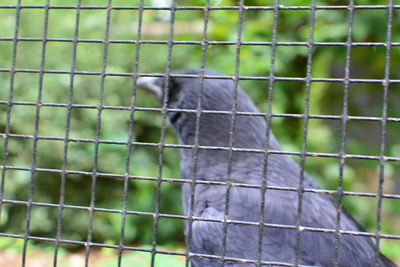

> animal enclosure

[{"left": 0, "top": 0, "right": 399, "bottom": 266}]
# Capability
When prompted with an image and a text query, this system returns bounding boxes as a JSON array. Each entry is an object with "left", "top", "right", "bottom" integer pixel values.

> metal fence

[{"left": 0, "top": 0, "right": 399, "bottom": 266}]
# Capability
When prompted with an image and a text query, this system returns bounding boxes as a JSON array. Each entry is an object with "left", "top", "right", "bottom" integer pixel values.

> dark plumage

[{"left": 137, "top": 70, "right": 396, "bottom": 267}]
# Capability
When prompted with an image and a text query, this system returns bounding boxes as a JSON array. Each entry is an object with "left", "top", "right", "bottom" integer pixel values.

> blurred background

[{"left": 0, "top": 0, "right": 399, "bottom": 266}]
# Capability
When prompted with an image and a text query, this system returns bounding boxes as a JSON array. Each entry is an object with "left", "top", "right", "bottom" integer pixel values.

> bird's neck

[
  {"left": 176, "top": 114, "right": 273, "bottom": 150},
  {"left": 176, "top": 115, "right": 282, "bottom": 180}
]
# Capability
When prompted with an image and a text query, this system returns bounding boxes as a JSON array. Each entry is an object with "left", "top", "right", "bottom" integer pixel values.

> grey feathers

[{"left": 137, "top": 70, "right": 396, "bottom": 267}]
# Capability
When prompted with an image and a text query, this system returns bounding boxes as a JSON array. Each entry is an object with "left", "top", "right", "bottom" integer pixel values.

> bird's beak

[{"left": 137, "top": 77, "right": 162, "bottom": 100}]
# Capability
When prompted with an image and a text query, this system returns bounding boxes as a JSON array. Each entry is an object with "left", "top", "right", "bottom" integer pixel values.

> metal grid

[{"left": 0, "top": 1, "right": 399, "bottom": 267}]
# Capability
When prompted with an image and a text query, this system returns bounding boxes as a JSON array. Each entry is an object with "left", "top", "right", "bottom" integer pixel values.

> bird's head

[{"left": 137, "top": 69, "right": 273, "bottom": 150}]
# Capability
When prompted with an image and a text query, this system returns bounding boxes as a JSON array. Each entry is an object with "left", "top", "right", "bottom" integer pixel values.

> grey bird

[{"left": 137, "top": 70, "right": 397, "bottom": 267}]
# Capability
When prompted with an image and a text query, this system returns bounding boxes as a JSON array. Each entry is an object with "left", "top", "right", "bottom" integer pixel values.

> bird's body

[{"left": 138, "top": 70, "right": 396, "bottom": 267}]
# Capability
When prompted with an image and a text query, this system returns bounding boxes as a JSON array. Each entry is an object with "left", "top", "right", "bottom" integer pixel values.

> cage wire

[{"left": 0, "top": 0, "right": 399, "bottom": 267}]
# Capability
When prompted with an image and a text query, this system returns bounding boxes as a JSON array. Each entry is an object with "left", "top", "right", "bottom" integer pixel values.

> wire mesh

[{"left": 0, "top": 1, "right": 399, "bottom": 267}]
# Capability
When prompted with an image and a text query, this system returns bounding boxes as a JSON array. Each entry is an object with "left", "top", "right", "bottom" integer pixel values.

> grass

[{"left": 0, "top": 238, "right": 186, "bottom": 267}]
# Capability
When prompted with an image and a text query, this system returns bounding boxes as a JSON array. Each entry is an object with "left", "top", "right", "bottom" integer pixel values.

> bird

[{"left": 137, "top": 69, "right": 397, "bottom": 267}]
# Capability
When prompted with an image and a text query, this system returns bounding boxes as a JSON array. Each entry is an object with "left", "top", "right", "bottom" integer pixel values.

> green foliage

[{"left": 0, "top": 0, "right": 399, "bottom": 263}]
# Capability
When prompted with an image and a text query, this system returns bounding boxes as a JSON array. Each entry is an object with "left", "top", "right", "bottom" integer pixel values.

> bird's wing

[
  {"left": 190, "top": 185, "right": 390, "bottom": 267},
  {"left": 189, "top": 206, "right": 225, "bottom": 267},
  {"left": 190, "top": 206, "right": 281, "bottom": 267}
]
